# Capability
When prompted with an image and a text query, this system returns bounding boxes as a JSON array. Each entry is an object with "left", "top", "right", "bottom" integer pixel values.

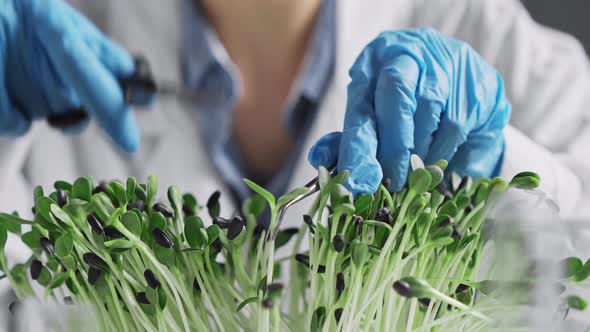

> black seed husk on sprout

[
  {"left": 182, "top": 204, "right": 194, "bottom": 216},
  {"left": 418, "top": 298, "right": 431, "bottom": 307},
  {"left": 128, "top": 200, "right": 146, "bottom": 211},
  {"left": 451, "top": 224, "right": 463, "bottom": 240},
  {"left": 262, "top": 298, "right": 274, "bottom": 308},
  {"left": 87, "top": 214, "right": 104, "bottom": 235},
  {"left": 40, "top": 237, "right": 55, "bottom": 256},
  {"left": 152, "top": 227, "right": 173, "bottom": 248},
  {"left": 437, "top": 215, "right": 453, "bottom": 227},
  {"left": 267, "top": 283, "right": 284, "bottom": 295},
  {"left": 381, "top": 178, "right": 392, "bottom": 191},
  {"left": 93, "top": 182, "right": 107, "bottom": 195},
  {"left": 457, "top": 175, "right": 472, "bottom": 192},
  {"left": 8, "top": 301, "right": 19, "bottom": 315},
  {"left": 31, "top": 206, "right": 36, "bottom": 214},
  {"left": 63, "top": 296, "right": 74, "bottom": 305},
  {"left": 393, "top": 280, "right": 413, "bottom": 298},
  {"left": 213, "top": 217, "right": 232, "bottom": 229},
  {"left": 206, "top": 191, "right": 221, "bottom": 218},
  {"left": 338, "top": 215, "right": 346, "bottom": 227},
  {"left": 227, "top": 220, "right": 245, "bottom": 240},
  {"left": 56, "top": 189, "right": 68, "bottom": 207},
  {"left": 336, "top": 272, "right": 345, "bottom": 295},
  {"left": 30, "top": 259, "right": 42, "bottom": 280},
  {"left": 333, "top": 234, "right": 345, "bottom": 252},
  {"left": 455, "top": 284, "right": 470, "bottom": 294},
  {"left": 357, "top": 218, "right": 364, "bottom": 237},
  {"left": 153, "top": 203, "right": 174, "bottom": 218},
  {"left": 88, "top": 267, "right": 101, "bottom": 285},
  {"left": 295, "top": 254, "right": 325, "bottom": 273},
  {"left": 375, "top": 207, "right": 393, "bottom": 225},
  {"left": 144, "top": 269, "right": 161, "bottom": 289},
  {"left": 334, "top": 308, "right": 343, "bottom": 323},
  {"left": 136, "top": 292, "right": 150, "bottom": 305},
  {"left": 303, "top": 215, "right": 315, "bottom": 234},
  {"left": 253, "top": 223, "right": 266, "bottom": 237},
  {"left": 193, "top": 278, "right": 201, "bottom": 293},
  {"left": 83, "top": 253, "right": 109, "bottom": 272},
  {"left": 303, "top": 215, "right": 313, "bottom": 227},
  {"left": 104, "top": 226, "right": 125, "bottom": 239},
  {"left": 436, "top": 182, "right": 453, "bottom": 200}
]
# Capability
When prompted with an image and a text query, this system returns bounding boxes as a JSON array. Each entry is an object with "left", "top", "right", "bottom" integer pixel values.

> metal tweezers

[{"left": 271, "top": 166, "right": 337, "bottom": 240}]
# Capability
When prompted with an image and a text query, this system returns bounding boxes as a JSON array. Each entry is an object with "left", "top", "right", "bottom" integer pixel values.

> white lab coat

[{"left": 1, "top": 0, "right": 590, "bottom": 263}]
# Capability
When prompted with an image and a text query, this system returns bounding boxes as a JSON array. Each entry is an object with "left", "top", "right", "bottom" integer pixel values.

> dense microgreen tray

[{"left": 0, "top": 156, "right": 586, "bottom": 331}]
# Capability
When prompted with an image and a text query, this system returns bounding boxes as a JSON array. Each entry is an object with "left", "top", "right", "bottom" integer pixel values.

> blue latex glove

[
  {"left": 1, "top": 0, "right": 140, "bottom": 152},
  {"left": 309, "top": 29, "right": 510, "bottom": 194}
]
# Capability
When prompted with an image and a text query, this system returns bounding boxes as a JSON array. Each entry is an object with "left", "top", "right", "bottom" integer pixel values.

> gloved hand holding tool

[
  {"left": 0, "top": 0, "right": 154, "bottom": 152},
  {"left": 309, "top": 28, "right": 511, "bottom": 194}
]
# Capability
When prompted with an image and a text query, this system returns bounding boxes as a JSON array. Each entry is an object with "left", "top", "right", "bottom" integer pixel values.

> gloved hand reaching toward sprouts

[
  {"left": 0, "top": 0, "right": 143, "bottom": 152},
  {"left": 309, "top": 28, "right": 511, "bottom": 194}
]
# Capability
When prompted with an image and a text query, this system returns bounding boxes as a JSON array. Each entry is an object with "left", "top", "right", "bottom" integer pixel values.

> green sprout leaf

[
  {"left": 277, "top": 187, "right": 311, "bottom": 208},
  {"left": 185, "top": 216, "right": 206, "bottom": 249},
  {"left": 426, "top": 165, "right": 444, "bottom": 191},
  {"left": 509, "top": 173, "right": 541, "bottom": 190},
  {"left": 393, "top": 277, "right": 434, "bottom": 299},
  {"left": 104, "top": 239, "right": 134, "bottom": 250},
  {"left": 61, "top": 256, "right": 77, "bottom": 271},
  {"left": 410, "top": 154, "right": 425, "bottom": 170},
  {"left": 354, "top": 194, "right": 373, "bottom": 216},
  {"left": 0, "top": 224, "right": 7, "bottom": 250},
  {"left": 561, "top": 257, "right": 583, "bottom": 278},
  {"left": 122, "top": 211, "right": 142, "bottom": 237},
  {"left": 244, "top": 195, "right": 266, "bottom": 218},
  {"left": 236, "top": 296, "right": 259, "bottom": 312},
  {"left": 490, "top": 177, "right": 509, "bottom": 192},
  {"left": 167, "top": 186, "right": 183, "bottom": 211},
  {"left": 244, "top": 179, "right": 275, "bottom": 208},
  {"left": 50, "top": 205, "right": 75, "bottom": 228},
  {"left": 48, "top": 272, "right": 70, "bottom": 290},
  {"left": 55, "top": 233, "right": 74, "bottom": 258},
  {"left": 310, "top": 306, "right": 327, "bottom": 332},
  {"left": 21, "top": 229, "right": 42, "bottom": 249},
  {"left": 149, "top": 212, "right": 167, "bottom": 232},
  {"left": 206, "top": 225, "right": 221, "bottom": 245},
  {"left": 275, "top": 228, "right": 299, "bottom": 249},
  {"left": 158, "top": 287, "right": 167, "bottom": 310},
  {"left": 0, "top": 213, "right": 33, "bottom": 227},
  {"left": 318, "top": 166, "right": 331, "bottom": 189},
  {"left": 351, "top": 239, "right": 369, "bottom": 267},
  {"left": 147, "top": 176, "right": 158, "bottom": 209},
  {"left": 36, "top": 196, "right": 56, "bottom": 223},
  {"left": 91, "top": 193, "right": 116, "bottom": 225},
  {"left": 439, "top": 201, "right": 458, "bottom": 218},
  {"left": 126, "top": 177, "right": 137, "bottom": 203},
  {"left": 110, "top": 181, "right": 127, "bottom": 206},
  {"left": 54, "top": 180, "right": 72, "bottom": 192},
  {"left": 408, "top": 168, "right": 432, "bottom": 195},
  {"left": 72, "top": 177, "right": 93, "bottom": 202},
  {"left": 567, "top": 295, "right": 588, "bottom": 311},
  {"left": 573, "top": 259, "right": 590, "bottom": 282}
]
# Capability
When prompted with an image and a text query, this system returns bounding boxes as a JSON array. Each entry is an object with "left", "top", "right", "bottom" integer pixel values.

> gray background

[{"left": 522, "top": 0, "right": 590, "bottom": 56}]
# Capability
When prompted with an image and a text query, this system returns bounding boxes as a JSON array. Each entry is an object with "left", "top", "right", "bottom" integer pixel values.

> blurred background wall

[{"left": 521, "top": 0, "right": 590, "bottom": 56}]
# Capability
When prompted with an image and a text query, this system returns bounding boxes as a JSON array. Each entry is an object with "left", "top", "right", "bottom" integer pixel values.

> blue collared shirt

[{"left": 180, "top": 0, "right": 336, "bottom": 202}]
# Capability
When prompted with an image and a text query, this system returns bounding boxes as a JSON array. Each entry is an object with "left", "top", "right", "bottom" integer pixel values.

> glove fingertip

[
  {"left": 106, "top": 109, "right": 141, "bottom": 153},
  {"left": 343, "top": 165, "right": 383, "bottom": 196},
  {"left": 308, "top": 132, "right": 341, "bottom": 169}
]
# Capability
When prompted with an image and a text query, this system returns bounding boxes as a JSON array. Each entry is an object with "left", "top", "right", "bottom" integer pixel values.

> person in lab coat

[{"left": 0, "top": 0, "right": 589, "bottom": 265}]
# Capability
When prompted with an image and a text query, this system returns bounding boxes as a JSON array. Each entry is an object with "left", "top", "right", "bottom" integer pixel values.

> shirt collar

[{"left": 180, "top": 0, "right": 335, "bottom": 104}]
